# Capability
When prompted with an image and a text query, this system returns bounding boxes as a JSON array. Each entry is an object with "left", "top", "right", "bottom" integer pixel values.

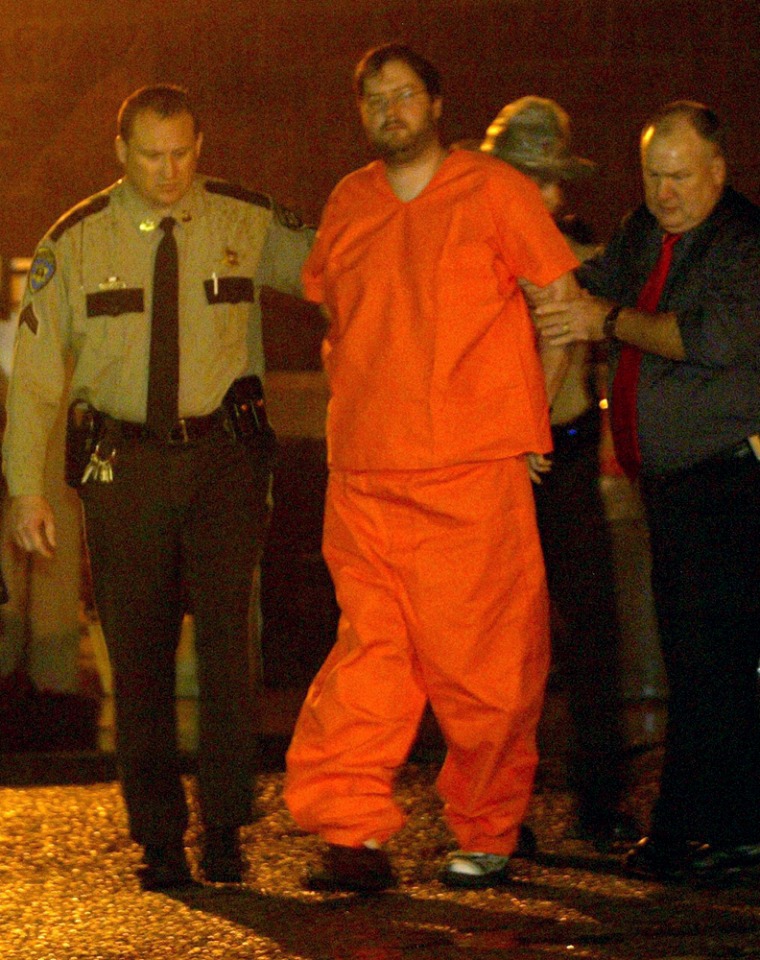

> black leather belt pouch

[
  {"left": 221, "top": 375, "right": 277, "bottom": 459},
  {"left": 65, "top": 400, "right": 104, "bottom": 488}
]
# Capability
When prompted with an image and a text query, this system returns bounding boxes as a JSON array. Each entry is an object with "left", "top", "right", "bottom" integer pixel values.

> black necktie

[{"left": 146, "top": 216, "right": 179, "bottom": 436}]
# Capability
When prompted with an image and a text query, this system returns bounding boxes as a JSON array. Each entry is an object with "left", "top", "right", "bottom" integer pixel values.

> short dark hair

[
  {"left": 644, "top": 100, "right": 725, "bottom": 156},
  {"left": 117, "top": 84, "right": 199, "bottom": 142},
  {"left": 354, "top": 43, "right": 442, "bottom": 99}
]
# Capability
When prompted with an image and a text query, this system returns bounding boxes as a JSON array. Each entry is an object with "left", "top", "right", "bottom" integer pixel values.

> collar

[{"left": 118, "top": 177, "right": 202, "bottom": 235}]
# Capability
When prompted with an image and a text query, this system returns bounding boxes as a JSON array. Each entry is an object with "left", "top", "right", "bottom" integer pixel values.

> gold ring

[{"left": 563, "top": 323, "right": 569, "bottom": 334}]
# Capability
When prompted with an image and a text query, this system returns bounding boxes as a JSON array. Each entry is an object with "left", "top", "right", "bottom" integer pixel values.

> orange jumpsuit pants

[{"left": 284, "top": 456, "right": 549, "bottom": 855}]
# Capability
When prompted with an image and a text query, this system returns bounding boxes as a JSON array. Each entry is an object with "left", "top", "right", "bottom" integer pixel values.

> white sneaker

[{"left": 442, "top": 851, "right": 513, "bottom": 889}]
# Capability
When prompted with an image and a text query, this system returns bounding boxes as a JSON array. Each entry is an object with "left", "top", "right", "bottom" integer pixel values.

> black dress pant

[
  {"left": 641, "top": 451, "right": 760, "bottom": 845},
  {"left": 534, "top": 410, "right": 628, "bottom": 822},
  {"left": 81, "top": 425, "right": 270, "bottom": 846}
]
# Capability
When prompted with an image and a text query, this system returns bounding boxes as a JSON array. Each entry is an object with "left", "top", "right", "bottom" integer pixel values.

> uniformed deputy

[{"left": 2, "top": 84, "right": 314, "bottom": 891}]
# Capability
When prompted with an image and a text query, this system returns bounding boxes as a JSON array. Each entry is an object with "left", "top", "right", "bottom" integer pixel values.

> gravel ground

[{"left": 1, "top": 756, "right": 759, "bottom": 960}]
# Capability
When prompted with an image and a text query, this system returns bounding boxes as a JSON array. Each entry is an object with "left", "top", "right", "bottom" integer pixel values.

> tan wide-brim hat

[{"left": 480, "top": 95, "right": 596, "bottom": 181}]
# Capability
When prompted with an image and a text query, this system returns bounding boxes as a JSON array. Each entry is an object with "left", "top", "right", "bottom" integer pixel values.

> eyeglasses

[{"left": 361, "top": 87, "right": 428, "bottom": 115}]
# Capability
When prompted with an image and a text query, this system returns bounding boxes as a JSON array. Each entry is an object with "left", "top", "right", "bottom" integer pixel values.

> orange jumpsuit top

[{"left": 303, "top": 148, "right": 579, "bottom": 471}]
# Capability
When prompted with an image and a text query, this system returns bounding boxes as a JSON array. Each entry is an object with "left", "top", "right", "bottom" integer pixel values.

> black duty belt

[
  {"left": 703, "top": 435, "right": 760, "bottom": 468},
  {"left": 647, "top": 434, "right": 760, "bottom": 482},
  {"left": 107, "top": 408, "right": 227, "bottom": 446}
]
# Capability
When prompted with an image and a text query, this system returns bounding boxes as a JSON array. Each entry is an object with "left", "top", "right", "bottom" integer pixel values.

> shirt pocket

[
  {"left": 86, "top": 288, "right": 145, "bottom": 317},
  {"left": 79, "top": 288, "right": 145, "bottom": 357},
  {"left": 203, "top": 275, "right": 255, "bottom": 349}
]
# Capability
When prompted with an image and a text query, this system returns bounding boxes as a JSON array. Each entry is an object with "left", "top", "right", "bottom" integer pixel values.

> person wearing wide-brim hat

[
  {"left": 480, "top": 95, "right": 596, "bottom": 183},
  {"left": 481, "top": 96, "right": 642, "bottom": 855}
]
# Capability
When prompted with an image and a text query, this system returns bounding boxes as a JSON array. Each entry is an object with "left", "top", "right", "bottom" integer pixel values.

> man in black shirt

[{"left": 534, "top": 101, "right": 760, "bottom": 883}]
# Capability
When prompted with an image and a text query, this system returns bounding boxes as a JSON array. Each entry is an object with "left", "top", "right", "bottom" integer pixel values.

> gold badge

[
  {"left": 98, "top": 276, "right": 127, "bottom": 290},
  {"left": 139, "top": 219, "right": 157, "bottom": 232}
]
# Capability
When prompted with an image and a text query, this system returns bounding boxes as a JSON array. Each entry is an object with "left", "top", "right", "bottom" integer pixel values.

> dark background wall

[
  {"left": 1, "top": 0, "right": 758, "bottom": 259},
  {"left": 0, "top": 0, "right": 756, "bottom": 687}
]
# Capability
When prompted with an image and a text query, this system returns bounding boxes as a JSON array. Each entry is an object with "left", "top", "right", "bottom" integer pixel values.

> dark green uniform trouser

[{"left": 81, "top": 423, "right": 269, "bottom": 846}]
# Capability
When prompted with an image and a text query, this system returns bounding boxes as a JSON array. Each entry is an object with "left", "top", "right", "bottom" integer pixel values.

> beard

[{"left": 368, "top": 115, "right": 439, "bottom": 165}]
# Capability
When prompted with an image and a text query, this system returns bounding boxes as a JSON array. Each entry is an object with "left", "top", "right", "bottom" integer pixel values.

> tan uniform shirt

[{"left": 3, "top": 176, "right": 314, "bottom": 496}]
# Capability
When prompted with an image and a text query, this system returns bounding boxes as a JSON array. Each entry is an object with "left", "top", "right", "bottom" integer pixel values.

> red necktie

[{"left": 610, "top": 231, "right": 681, "bottom": 478}]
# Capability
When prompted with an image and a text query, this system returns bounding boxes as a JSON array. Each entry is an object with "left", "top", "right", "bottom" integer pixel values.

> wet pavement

[{"left": 2, "top": 745, "right": 760, "bottom": 960}]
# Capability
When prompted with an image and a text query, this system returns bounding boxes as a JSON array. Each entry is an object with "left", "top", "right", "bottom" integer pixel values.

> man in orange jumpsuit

[{"left": 284, "top": 43, "right": 580, "bottom": 891}]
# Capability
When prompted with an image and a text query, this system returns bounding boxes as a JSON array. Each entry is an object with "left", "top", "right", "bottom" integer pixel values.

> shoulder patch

[
  {"left": 28, "top": 246, "right": 56, "bottom": 293},
  {"left": 19, "top": 302, "right": 39, "bottom": 335},
  {"left": 204, "top": 179, "right": 272, "bottom": 210},
  {"left": 49, "top": 193, "right": 111, "bottom": 242}
]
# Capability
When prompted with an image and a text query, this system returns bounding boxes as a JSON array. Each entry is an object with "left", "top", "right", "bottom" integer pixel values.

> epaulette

[
  {"left": 205, "top": 179, "right": 307, "bottom": 230},
  {"left": 204, "top": 179, "right": 272, "bottom": 210},
  {"left": 50, "top": 194, "right": 110, "bottom": 242}
]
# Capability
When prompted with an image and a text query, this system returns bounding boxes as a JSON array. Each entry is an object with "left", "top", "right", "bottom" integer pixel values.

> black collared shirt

[{"left": 578, "top": 187, "right": 760, "bottom": 475}]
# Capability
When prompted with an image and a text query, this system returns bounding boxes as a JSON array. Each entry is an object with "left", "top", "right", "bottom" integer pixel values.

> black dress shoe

[
  {"left": 625, "top": 835, "right": 760, "bottom": 884},
  {"left": 623, "top": 835, "right": 703, "bottom": 882},
  {"left": 306, "top": 844, "right": 397, "bottom": 893},
  {"left": 690, "top": 841, "right": 760, "bottom": 877},
  {"left": 201, "top": 826, "right": 245, "bottom": 884},
  {"left": 138, "top": 844, "right": 198, "bottom": 892}
]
